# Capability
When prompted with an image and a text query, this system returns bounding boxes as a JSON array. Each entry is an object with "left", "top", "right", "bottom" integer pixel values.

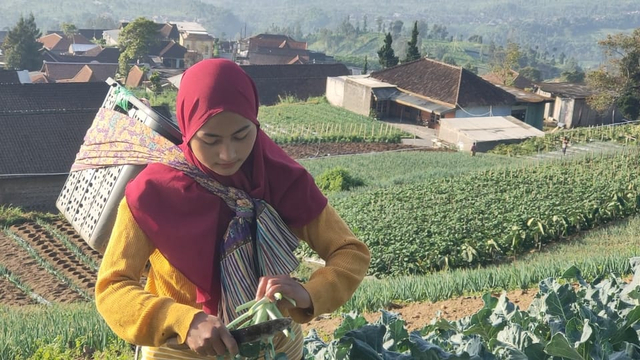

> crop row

[
  {"left": 259, "top": 102, "right": 407, "bottom": 144},
  {"left": 303, "top": 149, "right": 640, "bottom": 277},
  {"left": 490, "top": 122, "right": 640, "bottom": 156}
]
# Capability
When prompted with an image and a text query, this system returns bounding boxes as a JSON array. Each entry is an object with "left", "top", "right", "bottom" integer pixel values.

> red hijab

[{"left": 125, "top": 59, "right": 327, "bottom": 314}]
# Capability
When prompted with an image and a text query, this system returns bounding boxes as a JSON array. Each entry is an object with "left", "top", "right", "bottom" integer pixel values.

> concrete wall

[
  {"left": 342, "top": 79, "right": 372, "bottom": 117},
  {"left": 326, "top": 77, "right": 345, "bottom": 107},
  {"left": 0, "top": 175, "right": 67, "bottom": 213},
  {"left": 455, "top": 105, "right": 511, "bottom": 118}
]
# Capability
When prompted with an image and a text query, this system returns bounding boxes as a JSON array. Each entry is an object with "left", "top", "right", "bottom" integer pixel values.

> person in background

[
  {"left": 470, "top": 142, "right": 477, "bottom": 156},
  {"left": 95, "top": 59, "right": 371, "bottom": 360},
  {"left": 562, "top": 136, "right": 569, "bottom": 155}
]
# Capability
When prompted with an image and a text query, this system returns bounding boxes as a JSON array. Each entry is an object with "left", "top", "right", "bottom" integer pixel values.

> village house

[
  {"left": 236, "top": 34, "right": 334, "bottom": 66},
  {"left": 327, "top": 58, "right": 519, "bottom": 129},
  {"left": 38, "top": 61, "right": 118, "bottom": 83},
  {"left": 0, "top": 82, "right": 110, "bottom": 212},
  {"left": 534, "top": 82, "right": 623, "bottom": 127},
  {"left": 169, "top": 63, "right": 350, "bottom": 105},
  {"left": 38, "top": 32, "right": 96, "bottom": 55}
]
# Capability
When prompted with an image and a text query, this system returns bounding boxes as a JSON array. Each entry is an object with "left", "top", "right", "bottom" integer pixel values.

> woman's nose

[{"left": 218, "top": 142, "right": 236, "bottom": 161}]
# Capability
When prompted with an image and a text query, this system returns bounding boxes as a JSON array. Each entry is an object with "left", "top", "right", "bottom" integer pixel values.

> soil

[
  {"left": 0, "top": 142, "right": 536, "bottom": 337},
  {"left": 302, "top": 289, "right": 537, "bottom": 338}
]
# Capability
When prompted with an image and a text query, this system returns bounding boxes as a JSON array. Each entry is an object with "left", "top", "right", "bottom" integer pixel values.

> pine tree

[
  {"left": 405, "top": 21, "right": 421, "bottom": 62},
  {"left": 1, "top": 14, "right": 43, "bottom": 71},
  {"left": 377, "top": 32, "right": 399, "bottom": 69},
  {"left": 363, "top": 56, "right": 368, "bottom": 74}
]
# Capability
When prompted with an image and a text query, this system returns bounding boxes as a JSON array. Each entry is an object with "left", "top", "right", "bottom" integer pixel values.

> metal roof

[
  {"left": 440, "top": 116, "right": 545, "bottom": 142},
  {"left": 372, "top": 87, "right": 456, "bottom": 114}
]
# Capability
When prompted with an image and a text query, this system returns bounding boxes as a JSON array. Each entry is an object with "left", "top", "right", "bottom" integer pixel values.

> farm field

[{"left": 2, "top": 142, "right": 640, "bottom": 358}]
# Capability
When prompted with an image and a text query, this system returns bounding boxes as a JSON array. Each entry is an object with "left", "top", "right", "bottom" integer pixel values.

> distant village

[{"left": 0, "top": 19, "right": 627, "bottom": 212}]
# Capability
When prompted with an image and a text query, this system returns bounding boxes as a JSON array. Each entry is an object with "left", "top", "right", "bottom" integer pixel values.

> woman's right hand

[{"left": 185, "top": 312, "right": 238, "bottom": 357}]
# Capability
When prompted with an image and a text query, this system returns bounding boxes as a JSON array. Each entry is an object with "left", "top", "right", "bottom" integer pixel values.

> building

[
  {"left": 169, "top": 63, "right": 350, "bottom": 105},
  {"left": 0, "top": 82, "right": 110, "bottom": 212},
  {"left": 438, "top": 116, "right": 545, "bottom": 152},
  {"left": 535, "top": 82, "right": 622, "bottom": 127},
  {"left": 491, "top": 84, "right": 553, "bottom": 130},
  {"left": 38, "top": 61, "right": 118, "bottom": 83},
  {"left": 327, "top": 58, "right": 517, "bottom": 129}
]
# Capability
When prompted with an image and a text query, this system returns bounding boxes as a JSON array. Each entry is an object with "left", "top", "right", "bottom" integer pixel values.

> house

[
  {"left": 169, "top": 63, "right": 350, "bottom": 105},
  {"left": 438, "top": 116, "right": 545, "bottom": 152},
  {"left": 125, "top": 65, "right": 150, "bottom": 88},
  {"left": 236, "top": 34, "right": 333, "bottom": 66},
  {"left": 0, "top": 70, "right": 32, "bottom": 84},
  {"left": 42, "top": 46, "right": 120, "bottom": 64},
  {"left": 490, "top": 84, "right": 553, "bottom": 130},
  {"left": 39, "top": 61, "right": 118, "bottom": 83},
  {"left": 38, "top": 33, "right": 94, "bottom": 54},
  {"left": 46, "top": 29, "right": 108, "bottom": 42},
  {"left": 119, "top": 22, "right": 180, "bottom": 42},
  {"left": 0, "top": 82, "right": 110, "bottom": 212},
  {"left": 534, "top": 82, "right": 622, "bottom": 127},
  {"left": 147, "top": 40, "right": 187, "bottom": 68},
  {"left": 180, "top": 31, "right": 216, "bottom": 65},
  {"left": 241, "top": 63, "right": 350, "bottom": 105},
  {"left": 327, "top": 58, "right": 517, "bottom": 129},
  {"left": 103, "top": 30, "right": 120, "bottom": 46}
]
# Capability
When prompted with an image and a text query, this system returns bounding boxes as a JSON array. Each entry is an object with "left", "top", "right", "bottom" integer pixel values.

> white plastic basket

[{"left": 56, "top": 78, "right": 181, "bottom": 253}]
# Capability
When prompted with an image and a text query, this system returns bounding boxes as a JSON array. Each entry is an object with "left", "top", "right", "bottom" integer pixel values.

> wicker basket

[{"left": 56, "top": 78, "right": 181, "bottom": 253}]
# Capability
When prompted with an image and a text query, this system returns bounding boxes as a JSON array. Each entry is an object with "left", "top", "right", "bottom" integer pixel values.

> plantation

[
  {"left": 258, "top": 100, "right": 407, "bottom": 144},
  {"left": 297, "top": 149, "right": 640, "bottom": 278},
  {"left": 490, "top": 122, "right": 640, "bottom": 156},
  {"left": 2, "top": 123, "right": 640, "bottom": 358}
]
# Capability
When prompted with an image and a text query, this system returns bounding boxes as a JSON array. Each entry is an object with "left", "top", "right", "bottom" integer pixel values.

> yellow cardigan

[{"left": 95, "top": 198, "right": 370, "bottom": 351}]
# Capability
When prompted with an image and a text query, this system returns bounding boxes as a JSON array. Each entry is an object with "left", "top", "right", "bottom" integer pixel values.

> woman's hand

[
  {"left": 255, "top": 274, "right": 312, "bottom": 311},
  {"left": 185, "top": 312, "right": 238, "bottom": 357}
]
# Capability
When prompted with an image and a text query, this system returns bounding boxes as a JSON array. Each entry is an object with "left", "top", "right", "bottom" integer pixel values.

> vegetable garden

[{"left": 2, "top": 106, "right": 640, "bottom": 358}]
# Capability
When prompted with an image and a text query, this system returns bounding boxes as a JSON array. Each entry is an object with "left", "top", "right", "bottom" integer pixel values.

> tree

[
  {"left": 363, "top": 55, "right": 368, "bottom": 75},
  {"left": 61, "top": 22, "right": 78, "bottom": 37},
  {"left": 441, "top": 54, "right": 457, "bottom": 66},
  {"left": 587, "top": 28, "right": 640, "bottom": 119},
  {"left": 391, "top": 20, "right": 403, "bottom": 36},
  {"left": 518, "top": 66, "right": 542, "bottom": 82},
  {"left": 404, "top": 21, "right": 421, "bottom": 62},
  {"left": 118, "top": 17, "right": 158, "bottom": 77},
  {"left": 1, "top": 14, "right": 42, "bottom": 71},
  {"left": 377, "top": 32, "right": 398, "bottom": 68},
  {"left": 362, "top": 15, "right": 368, "bottom": 33},
  {"left": 376, "top": 16, "right": 383, "bottom": 33}
]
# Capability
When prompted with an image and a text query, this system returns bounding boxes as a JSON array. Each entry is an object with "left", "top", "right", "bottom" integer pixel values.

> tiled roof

[
  {"left": 248, "top": 47, "right": 310, "bottom": 65},
  {"left": 125, "top": 65, "right": 146, "bottom": 88},
  {"left": 536, "top": 82, "right": 594, "bottom": 98},
  {"left": 0, "top": 82, "right": 110, "bottom": 175},
  {"left": 0, "top": 82, "right": 109, "bottom": 113},
  {"left": 0, "top": 70, "right": 20, "bottom": 84},
  {"left": 42, "top": 62, "right": 117, "bottom": 82},
  {"left": 248, "top": 34, "right": 307, "bottom": 52},
  {"left": 43, "top": 47, "right": 121, "bottom": 64},
  {"left": 38, "top": 33, "right": 93, "bottom": 52},
  {"left": 482, "top": 70, "right": 535, "bottom": 90},
  {"left": 240, "top": 63, "right": 349, "bottom": 105},
  {"left": 0, "top": 110, "right": 100, "bottom": 175},
  {"left": 371, "top": 58, "right": 516, "bottom": 108},
  {"left": 159, "top": 41, "right": 187, "bottom": 58}
]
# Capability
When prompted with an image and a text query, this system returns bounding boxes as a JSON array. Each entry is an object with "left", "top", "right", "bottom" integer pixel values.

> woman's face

[{"left": 189, "top": 111, "right": 258, "bottom": 176}]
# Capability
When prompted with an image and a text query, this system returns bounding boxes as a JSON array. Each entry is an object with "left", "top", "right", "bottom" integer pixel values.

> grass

[
  {"left": 0, "top": 302, "right": 131, "bottom": 359},
  {"left": 300, "top": 151, "right": 524, "bottom": 200}
]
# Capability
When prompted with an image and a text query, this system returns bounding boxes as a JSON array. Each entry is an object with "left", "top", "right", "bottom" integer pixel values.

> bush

[{"left": 316, "top": 167, "right": 364, "bottom": 192}]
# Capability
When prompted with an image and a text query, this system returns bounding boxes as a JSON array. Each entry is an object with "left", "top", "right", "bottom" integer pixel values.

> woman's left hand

[{"left": 255, "top": 274, "right": 312, "bottom": 311}]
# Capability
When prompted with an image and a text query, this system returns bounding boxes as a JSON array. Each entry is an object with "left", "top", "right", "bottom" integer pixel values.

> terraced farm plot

[{"left": 0, "top": 222, "right": 99, "bottom": 306}]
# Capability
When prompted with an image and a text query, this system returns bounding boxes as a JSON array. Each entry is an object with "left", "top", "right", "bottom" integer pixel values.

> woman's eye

[{"left": 234, "top": 134, "right": 248, "bottom": 141}]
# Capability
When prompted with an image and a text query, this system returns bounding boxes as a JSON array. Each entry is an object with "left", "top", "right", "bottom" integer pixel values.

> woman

[{"left": 95, "top": 59, "right": 371, "bottom": 359}]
